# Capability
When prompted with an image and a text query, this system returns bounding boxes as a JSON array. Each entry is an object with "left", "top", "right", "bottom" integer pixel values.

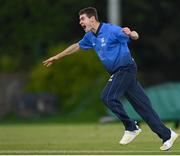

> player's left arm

[{"left": 122, "top": 27, "right": 139, "bottom": 40}]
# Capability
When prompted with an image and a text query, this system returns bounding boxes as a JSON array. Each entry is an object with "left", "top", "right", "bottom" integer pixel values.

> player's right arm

[{"left": 43, "top": 43, "right": 80, "bottom": 67}]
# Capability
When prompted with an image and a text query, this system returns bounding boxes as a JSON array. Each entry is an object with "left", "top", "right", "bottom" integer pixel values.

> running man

[{"left": 43, "top": 7, "right": 178, "bottom": 150}]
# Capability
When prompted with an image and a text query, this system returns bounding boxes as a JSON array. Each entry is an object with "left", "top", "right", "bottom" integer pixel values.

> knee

[{"left": 101, "top": 92, "right": 112, "bottom": 107}]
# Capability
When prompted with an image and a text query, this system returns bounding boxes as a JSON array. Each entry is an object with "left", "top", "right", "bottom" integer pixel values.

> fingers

[
  {"left": 123, "top": 27, "right": 130, "bottom": 31},
  {"left": 46, "top": 62, "right": 53, "bottom": 67},
  {"left": 42, "top": 59, "right": 53, "bottom": 67},
  {"left": 42, "top": 56, "right": 58, "bottom": 67},
  {"left": 122, "top": 27, "right": 131, "bottom": 35},
  {"left": 123, "top": 28, "right": 130, "bottom": 33}
]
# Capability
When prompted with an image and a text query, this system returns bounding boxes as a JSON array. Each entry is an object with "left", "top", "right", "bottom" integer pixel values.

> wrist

[{"left": 54, "top": 55, "right": 59, "bottom": 60}]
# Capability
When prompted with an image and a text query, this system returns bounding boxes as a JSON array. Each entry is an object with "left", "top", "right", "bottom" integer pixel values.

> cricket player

[{"left": 43, "top": 7, "right": 178, "bottom": 150}]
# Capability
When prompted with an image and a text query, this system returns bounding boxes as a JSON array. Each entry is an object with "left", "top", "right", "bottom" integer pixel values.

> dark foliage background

[{"left": 0, "top": 0, "right": 179, "bottom": 116}]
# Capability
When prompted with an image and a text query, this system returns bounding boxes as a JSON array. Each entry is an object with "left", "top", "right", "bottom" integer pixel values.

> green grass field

[{"left": 0, "top": 122, "right": 179, "bottom": 155}]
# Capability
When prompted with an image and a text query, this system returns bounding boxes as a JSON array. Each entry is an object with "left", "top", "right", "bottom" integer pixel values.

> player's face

[{"left": 79, "top": 14, "right": 93, "bottom": 32}]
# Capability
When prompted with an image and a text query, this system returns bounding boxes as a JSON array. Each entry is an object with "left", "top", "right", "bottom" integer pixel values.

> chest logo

[{"left": 101, "top": 38, "right": 106, "bottom": 47}]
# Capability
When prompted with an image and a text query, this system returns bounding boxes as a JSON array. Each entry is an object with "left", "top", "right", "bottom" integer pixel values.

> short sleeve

[
  {"left": 112, "top": 27, "right": 130, "bottom": 43},
  {"left": 78, "top": 33, "right": 93, "bottom": 50}
]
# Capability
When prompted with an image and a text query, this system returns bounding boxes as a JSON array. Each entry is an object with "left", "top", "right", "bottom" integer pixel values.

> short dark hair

[{"left": 79, "top": 7, "right": 99, "bottom": 21}]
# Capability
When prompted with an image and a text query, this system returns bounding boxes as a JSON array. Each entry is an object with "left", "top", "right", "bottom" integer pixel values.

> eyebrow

[{"left": 80, "top": 16, "right": 84, "bottom": 20}]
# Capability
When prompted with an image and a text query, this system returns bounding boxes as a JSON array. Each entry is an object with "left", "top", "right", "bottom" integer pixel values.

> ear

[{"left": 90, "top": 16, "right": 95, "bottom": 22}]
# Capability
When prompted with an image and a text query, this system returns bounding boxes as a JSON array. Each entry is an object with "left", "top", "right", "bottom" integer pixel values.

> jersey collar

[{"left": 93, "top": 23, "right": 103, "bottom": 37}]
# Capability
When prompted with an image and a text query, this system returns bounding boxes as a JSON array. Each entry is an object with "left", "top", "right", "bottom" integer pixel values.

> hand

[
  {"left": 130, "top": 31, "right": 139, "bottom": 40},
  {"left": 122, "top": 27, "right": 131, "bottom": 36},
  {"left": 42, "top": 56, "right": 58, "bottom": 67}
]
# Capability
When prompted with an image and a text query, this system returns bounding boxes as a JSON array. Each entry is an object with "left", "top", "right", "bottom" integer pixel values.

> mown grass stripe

[{"left": 0, "top": 150, "right": 180, "bottom": 153}]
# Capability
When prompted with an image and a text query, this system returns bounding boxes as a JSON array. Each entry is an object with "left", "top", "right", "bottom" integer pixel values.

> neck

[{"left": 91, "top": 22, "right": 100, "bottom": 33}]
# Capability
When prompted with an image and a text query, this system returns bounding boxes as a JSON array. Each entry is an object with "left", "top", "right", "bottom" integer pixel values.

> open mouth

[{"left": 82, "top": 25, "right": 86, "bottom": 30}]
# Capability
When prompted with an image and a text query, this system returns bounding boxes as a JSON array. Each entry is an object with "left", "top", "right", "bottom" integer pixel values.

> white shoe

[
  {"left": 160, "top": 130, "right": 178, "bottom": 151},
  {"left": 119, "top": 128, "right": 142, "bottom": 145}
]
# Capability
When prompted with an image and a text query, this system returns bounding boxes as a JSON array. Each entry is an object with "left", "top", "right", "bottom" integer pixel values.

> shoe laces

[{"left": 124, "top": 130, "right": 136, "bottom": 136}]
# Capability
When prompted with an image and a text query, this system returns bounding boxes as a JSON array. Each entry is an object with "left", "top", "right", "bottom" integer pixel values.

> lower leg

[
  {"left": 101, "top": 95, "right": 137, "bottom": 131},
  {"left": 125, "top": 81, "right": 171, "bottom": 142}
]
